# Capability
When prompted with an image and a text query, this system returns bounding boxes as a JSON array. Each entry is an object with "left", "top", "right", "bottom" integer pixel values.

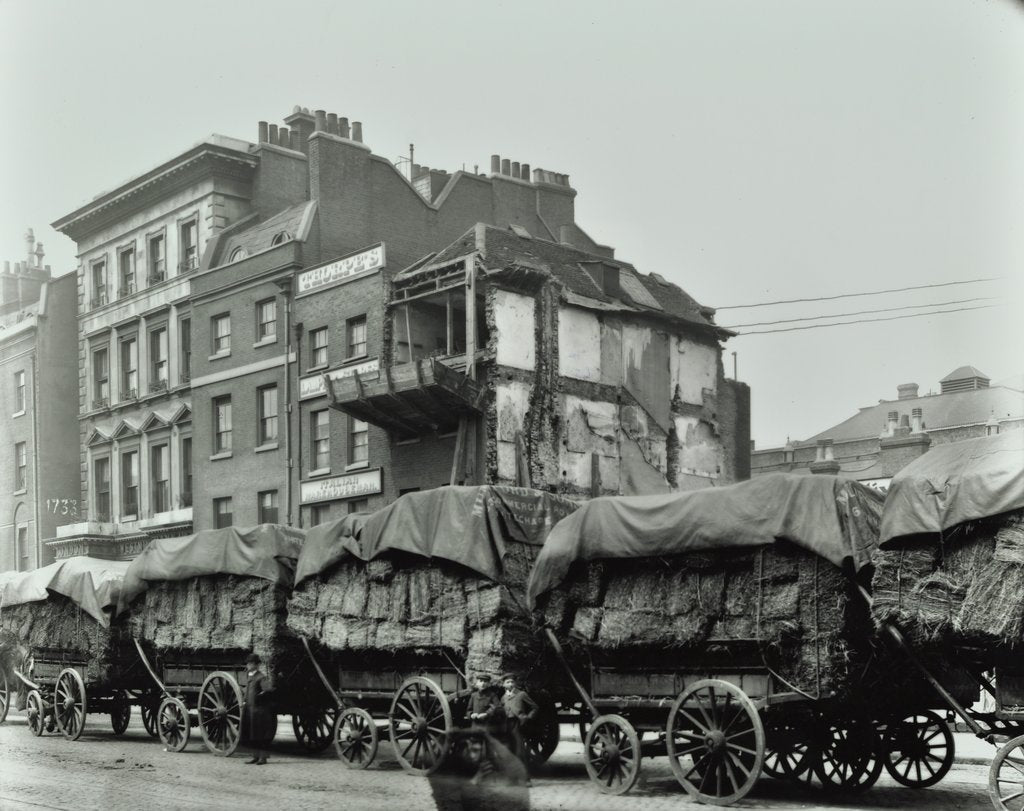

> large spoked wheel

[
  {"left": 54, "top": 668, "right": 87, "bottom": 741},
  {"left": 334, "top": 706, "right": 379, "bottom": 769},
  {"left": 140, "top": 698, "right": 160, "bottom": 739},
  {"left": 526, "top": 706, "right": 561, "bottom": 768},
  {"left": 389, "top": 676, "right": 453, "bottom": 776},
  {"left": 0, "top": 671, "right": 9, "bottom": 725},
  {"left": 26, "top": 689, "right": 46, "bottom": 736},
  {"left": 990, "top": 734, "right": 1024, "bottom": 811},
  {"left": 813, "top": 717, "right": 883, "bottom": 793},
  {"left": 763, "top": 715, "right": 816, "bottom": 782},
  {"left": 110, "top": 692, "right": 131, "bottom": 735},
  {"left": 198, "top": 671, "right": 243, "bottom": 756},
  {"left": 292, "top": 707, "right": 337, "bottom": 753},
  {"left": 666, "top": 678, "right": 766, "bottom": 806},
  {"left": 882, "top": 710, "right": 955, "bottom": 789},
  {"left": 584, "top": 714, "right": 642, "bottom": 795},
  {"left": 158, "top": 696, "right": 191, "bottom": 753}
]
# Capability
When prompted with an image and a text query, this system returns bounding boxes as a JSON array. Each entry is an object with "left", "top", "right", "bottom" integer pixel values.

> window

[
  {"left": 309, "top": 503, "right": 330, "bottom": 527},
  {"left": 13, "top": 370, "right": 25, "bottom": 413},
  {"left": 179, "top": 318, "right": 192, "bottom": 383},
  {"left": 309, "top": 327, "right": 328, "bottom": 368},
  {"left": 212, "top": 314, "right": 231, "bottom": 354},
  {"left": 258, "top": 385, "right": 278, "bottom": 444},
  {"left": 94, "top": 457, "right": 111, "bottom": 521},
  {"left": 256, "top": 298, "right": 277, "bottom": 342},
  {"left": 347, "top": 315, "right": 367, "bottom": 358},
  {"left": 271, "top": 231, "right": 290, "bottom": 246},
  {"left": 349, "top": 417, "right": 368, "bottom": 466},
  {"left": 151, "top": 444, "right": 169, "bottom": 513},
  {"left": 180, "top": 437, "right": 192, "bottom": 506},
  {"left": 14, "top": 442, "right": 27, "bottom": 491},
  {"left": 150, "top": 326, "right": 168, "bottom": 390},
  {"left": 16, "top": 524, "right": 29, "bottom": 572},
  {"left": 347, "top": 499, "right": 369, "bottom": 514},
  {"left": 258, "top": 490, "right": 279, "bottom": 524},
  {"left": 180, "top": 219, "right": 198, "bottom": 271},
  {"left": 311, "top": 410, "right": 330, "bottom": 471},
  {"left": 148, "top": 233, "right": 166, "bottom": 282},
  {"left": 229, "top": 246, "right": 247, "bottom": 262},
  {"left": 118, "top": 247, "right": 136, "bottom": 297},
  {"left": 121, "top": 450, "right": 139, "bottom": 517},
  {"left": 213, "top": 497, "right": 233, "bottom": 529},
  {"left": 120, "top": 336, "right": 138, "bottom": 399},
  {"left": 92, "top": 347, "right": 109, "bottom": 405},
  {"left": 92, "top": 260, "right": 107, "bottom": 307},
  {"left": 213, "top": 396, "right": 232, "bottom": 453}
]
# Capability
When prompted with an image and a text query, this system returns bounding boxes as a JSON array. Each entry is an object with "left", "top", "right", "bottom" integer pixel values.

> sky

[{"left": 2, "top": 0, "right": 1021, "bottom": 448}]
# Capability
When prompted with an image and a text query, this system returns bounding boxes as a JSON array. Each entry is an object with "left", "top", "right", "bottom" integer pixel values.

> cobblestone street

[{"left": 0, "top": 710, "right": 995, "bottom": 810}]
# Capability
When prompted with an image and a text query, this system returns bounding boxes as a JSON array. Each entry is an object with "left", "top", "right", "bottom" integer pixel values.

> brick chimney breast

[{"left": 897, "top": 383, "right": 919, "bottom": 400}]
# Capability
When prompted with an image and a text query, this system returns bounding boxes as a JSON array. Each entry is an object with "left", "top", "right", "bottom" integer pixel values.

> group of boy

[{"left": 466, "top": 672, "right": 538, "bottom": 769}]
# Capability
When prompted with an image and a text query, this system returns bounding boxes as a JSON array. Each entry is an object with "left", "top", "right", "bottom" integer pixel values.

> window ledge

[
  {"left": 343, "top": 353, "right": 369, "bottom": 364},
  {"left": 308, "top": 467, "right": 332, "bottom": 478},
  {"left": 306, "top": 363, "right": 328, "bottom": 373},
  {"left": 253, "top": 336, "right": 277, "bottom": 348},
  {"left": 12, "top": 487, "right": 27, "bottom": 496},
  {"left": 209, "top": 451, "right": 233, "bottom": 461},
  {"left": 208, "top": 350, "right": 231, "bottom": 361},
  {"left": 345, "top": 461, "right": 369, "bottom": 472},
  {"left": 254, "top": 442, "right": 279, "bottom": 453},
  {"left": 12, "top": 409, "right": 26, "bottom": 419}
]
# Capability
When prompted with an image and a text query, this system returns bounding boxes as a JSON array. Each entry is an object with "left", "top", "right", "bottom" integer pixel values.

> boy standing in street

[{"left": 501, "top": 673, "right": 538, "bottom": 773}]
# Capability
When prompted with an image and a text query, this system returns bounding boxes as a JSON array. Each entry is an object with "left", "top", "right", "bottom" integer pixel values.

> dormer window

[
  {"left": 229, "top": 246, "right": 248, "bottom": 263},
  {"left": 271, "top": 231, "right": 291, "bottom": 246}
]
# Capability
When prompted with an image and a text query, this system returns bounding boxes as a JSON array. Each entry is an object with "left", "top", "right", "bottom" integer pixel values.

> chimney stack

[
  {"left": 289, "top": 129, "right": 300, "bottom": 151},
  {"left": 897, "top": 383, "right": 919, "bottom": 400},
  {"left": 810, "top": 438, "right": 840, "bottom": 474},
  {"left": 886, "top": 410, "right": 899, "bottom": 437}
]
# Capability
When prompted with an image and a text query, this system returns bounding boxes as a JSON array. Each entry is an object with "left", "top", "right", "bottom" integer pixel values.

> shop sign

[
  {"left": 296, "top": 243, "right": 385, "bottom": 295},
  {"left": 300, "top": 468, "right": 383, "bottom": 504}
]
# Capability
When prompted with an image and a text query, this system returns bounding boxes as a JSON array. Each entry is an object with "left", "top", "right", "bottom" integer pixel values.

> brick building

[
  {"left": 0, "top": 231, "right": 79, "bottom": 570},
  {"left": 751, "top": 366, "right": 1024, "bottom": 490}
]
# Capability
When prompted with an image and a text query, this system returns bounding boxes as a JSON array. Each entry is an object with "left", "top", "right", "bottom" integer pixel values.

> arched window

[
  {"left": 271, "top": 231, "right": 291, "bottom": 246},
  {"left": 229, "top": 246, "right": 248, "bottom": 263}
]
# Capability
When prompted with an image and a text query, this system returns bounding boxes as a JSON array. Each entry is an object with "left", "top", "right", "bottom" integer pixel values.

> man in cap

[{"left": 243, "top": 652, "right": 275, "bottom": 764}]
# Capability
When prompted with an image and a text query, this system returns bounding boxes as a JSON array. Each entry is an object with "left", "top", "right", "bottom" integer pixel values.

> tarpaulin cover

[
  {"left": 527, "top": 473, "right": 883, "bottom": 606},
  {"left": 880, "top": 430, "right": 1024, "bottom": 547},
  {"left": 118, "top": 524, "right": 305, "bottom": 612},
  {"left": 0, "top": 557, "right": 129, "bottom": 626},
  {"left": 294, "top": 486, "right": 580, "bottom": 586}
]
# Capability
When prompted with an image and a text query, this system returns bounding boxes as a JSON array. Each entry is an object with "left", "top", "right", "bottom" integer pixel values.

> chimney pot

[
  {"left": 501, "top": 158, "right": 511, "bottom": 175},
  {"left": 339, "top": 117, "right": 350, "bottom": 138},
  {"left": 911, "top": 407, "right": 924, "bottom": 433},
  {"left": 327, "top": 113, "right": 338, "bottom": 135},
  {"left": 258, "top": 121, "right": 269, "bottom": 143},
  {"left": 289, "top": 129, "right": 300, "bottom": 150},
  {"left": 314, "top": 110, "right": 327, "bottom": 132},
  {"left": 521, "top": 163, "right": 530, "bottom": 180},
  {"left": 351, "top": 121, "right": 363, "bottom": 142},
  {"left": 511, "top": 161, "right": 521, "bottom": 178},
  {"left": 412, "top": 163, "right": 421, "bottom": 177},
  {"left": 278, "top": 126, "right": 289, "bottom": 146},
  {"left": 897, "top": 383, "right": 919, "bottom": 400},
  {"left": 490, "top": 154, "right": 501, "bottom": 173},
  {"left": 900, "top": 414, "right": 910, "bottom": 428},
  {"left": 268, "top": 123, "right": 279, "bottom": 144},
  {"left": 532, "top": 168, "right": 543, "bottom": 183}
]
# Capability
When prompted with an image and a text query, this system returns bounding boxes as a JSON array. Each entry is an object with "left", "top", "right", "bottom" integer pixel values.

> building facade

[
  {"left": 751, "top": 366, "right": 1024, "bottom": 490},
  {"left": 0, "top": 231, "right": 79, "bottom": 570}
]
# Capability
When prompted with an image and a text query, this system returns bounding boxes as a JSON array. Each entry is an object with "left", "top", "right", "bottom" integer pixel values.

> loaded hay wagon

[
  {"left": 526, "top": 473, "right": 891, "bottom": 805},
  {"left": 867, "top": 431, "right": 1024, "bottom": 811},
  {"left": 286, "top": 485, "right": 580, "bottom": 774},
  {"left": 0, "top": 556, "right": 156, "bottom": 740},
  {"left": 117, "top": 524, "right": 332, "bottom": 756}
]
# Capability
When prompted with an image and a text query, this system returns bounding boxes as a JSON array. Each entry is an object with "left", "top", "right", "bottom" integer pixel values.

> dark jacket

[
  {"left": 469, "top": 687, "right": 504, "bottom": 732},
  {"left": 501, "top": 689, "right": 538, "bottom": 727},
  {"left": 244, "top": 669, "right": 276, "bottom": 743}
]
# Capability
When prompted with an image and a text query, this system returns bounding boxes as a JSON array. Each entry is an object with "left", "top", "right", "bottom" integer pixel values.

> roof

[
  {"left": 213, "top": 200, "right": 315, "bottom": 266},
  {"left": 803, "top": 384, "right": 1024, "bottom": 445},
  {"left": 941, "top": 365, "right": 989, "bottom": 383},
  {"left": 405, "top": 225, "right": 725, "bottom": 335}
]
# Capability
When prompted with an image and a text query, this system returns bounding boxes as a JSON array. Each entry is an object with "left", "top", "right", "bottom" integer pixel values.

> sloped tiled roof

[
  {"left": 215, "top": 201, "right": 314, "bottom": 266},
  {"left": 940, "top": 365, "right": 989, "bottom": 383}
]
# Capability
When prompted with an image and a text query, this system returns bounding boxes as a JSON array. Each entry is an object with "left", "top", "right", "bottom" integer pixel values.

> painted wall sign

[
  {"left": 299, "top": 357, "right": 381, "bottom": 400},
  {"left": 300, "top": 468, "right": 382, "bottom": 504},
  {"left": 296, "top": 243, "right": 385, "bottom": 295}
]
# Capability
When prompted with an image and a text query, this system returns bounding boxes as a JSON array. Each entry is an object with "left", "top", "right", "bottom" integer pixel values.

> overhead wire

[
  {"left": 723, "top": 296, "right": 996, "bottom": 330},
  {"left": 733, "top": 303, "right": 1002, "bottom": 336}
]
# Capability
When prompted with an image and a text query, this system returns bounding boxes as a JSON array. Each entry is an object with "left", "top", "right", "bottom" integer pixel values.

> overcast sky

[{"left": 2, "top": 0, "right": 1021, "bottom": 448}]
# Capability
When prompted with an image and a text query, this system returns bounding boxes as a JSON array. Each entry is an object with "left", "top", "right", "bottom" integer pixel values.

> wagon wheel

[
  {"left": 0, "top": 671, "right": 9, "bottom": 725},
  {"left": 26, "top": 689, "right": 46, "bottom": 736},
  {"left": 158, "top": 696, "right": 190, "bottom": 753},
  {"left": 140, "top": 697, "right": 160, "bottom": 738},
  {"left": 110, "top": 692, "right": 131, "bottom": 735},
  {"left": 334, "top": 706, "right": 378, "bottom": 769},
  {"left": 763, "top": 714, "right": 815, "bottom": 782},
  {"left": 198, "top": 671, "right": 243, "bottom": 756},
  {"left": 389, "top": 676, "right": 453, "bottom": 776},
  {"left": 990, "top": 734, "right": 1024, "bottom": 811},
  {"left": 292, "top": 707, "right": 337, "bottom": 753},
  {"left": 881, "top": 710, "right": 954, "bottom": 789},
  {"left": 812, "top": 717, "right": 883, "bottom": 793},
  {"left": 666, "top": 678, "right": 766, "bottom": 806},
  {"left": 526, "top": 706, "right": 561, "bottom": 768},
  {"left": 584, "top": 714, "right": 642, "bottom": 795},
  {"left": 54, "top": 668, "right": 87, "bottom": 741}
]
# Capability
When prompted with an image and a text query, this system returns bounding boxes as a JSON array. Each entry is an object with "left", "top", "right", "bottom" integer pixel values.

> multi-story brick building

[
  {"left": 751, "top": 366, "right": 1024, "bottom": 490},
  {"left": 0, "top": 231, "right": 79, "bottom": 570}
]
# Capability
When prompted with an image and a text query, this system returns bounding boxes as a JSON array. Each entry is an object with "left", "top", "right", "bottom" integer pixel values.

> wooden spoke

[
  {"left": 26, "top": 690, "right": 46, "bottom": 737},
  {"left": 583, "top": 714, "right": 642, "bottom": 795},
  {"left": 198, "top": 671, "right": 243, "bottom": 756},
  {"left": 0, "top": 671, "right": 9, "bottom": 725},
  {"left": 54, "top": 668, "right": 87, "bottom": 741},
  {"left": 882, "top": 710, "right": 955, "bottom": 789},
  {"left": 991, "top": 735, "right": 1024, "bottom": 811},
  {"left": 292, "top": 707, "right": 337, "bottom": 753},
  {"left": 158, "top": 696, "right": 190, "bottom": 753},
  {"left": 525, "top": 702, "right": 561, "bottom": 768},
  {"left": 666, "top": 678, "right": 765, "bottom": 806},
  {"left": 140, "top": 697, "right": 161, "bottom": 738},
  {"left": 109, "top": 691, "right": 131, "bottom": 736},
  {"left": 812, "top": 716, "right": 883, "bottom": 793},
  {"left": 388, "top": 677, "right": 452, "bottom": 776},
  {"left": 333, "top": 707, "right": 378, "bottom": 769}
]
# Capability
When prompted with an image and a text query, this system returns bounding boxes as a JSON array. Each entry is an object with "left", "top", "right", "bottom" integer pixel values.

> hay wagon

[
  {"left": 0, "top": 557, "right": 162, "bottom": 741},
  {"left": 287, "top": 485, "right": 580, "bottom": 775},
  {"left": 119, "top": 525, "right": 334, "bottom": 757}
]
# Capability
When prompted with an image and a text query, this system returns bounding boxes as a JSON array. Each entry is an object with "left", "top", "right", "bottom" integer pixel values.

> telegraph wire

[
  {"left": 734, "top": 303, "right": 1002, "bottom": 336},
  {"left": 717, "top": 277, "right": 1003, "bottom": 310},
  {"left": 722, "top": 296, "right": 996, "bottom": 329}
]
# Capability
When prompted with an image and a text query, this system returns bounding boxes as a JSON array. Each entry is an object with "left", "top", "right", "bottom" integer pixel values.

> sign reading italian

[
  {"left": 301, "top": 468, "right": 382, "bottom": 504},
  {"left": 299, "top": 357, "right": 381, "bottom": 400},
  {"left": 296, "top": 243, "right": 385, "bottom": 295}
]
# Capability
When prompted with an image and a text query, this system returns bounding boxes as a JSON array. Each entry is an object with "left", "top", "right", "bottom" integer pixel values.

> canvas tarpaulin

[
  {"left": 880, "top": 431, "right": 1024, "bottom": 547},
  {"left": 527, "top": 473, "right": 883, "bottom": 606},
  {"left": 0, "top": 557, "right": 129, "bottom": 626},
  {"left": 118, "top": 524, "right": 304, "bottom": 612},
  {"left": 293, "top": 485, "right": 580, "bottom": 586}
]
